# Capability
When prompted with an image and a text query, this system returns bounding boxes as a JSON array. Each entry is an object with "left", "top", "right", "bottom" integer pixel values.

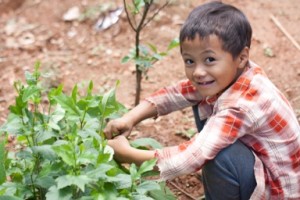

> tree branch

[
  {"left": 169, "top": 181, "right": 198, "bottom": 200},
  {"left": 142, "top": 1, "right": 170, "bottom": 29},
  {"left": 123, "top": 0, "right": 137, "bottom": 31},
  {"left": 136, "top": 0, "right": 152, "bottom": 32}
]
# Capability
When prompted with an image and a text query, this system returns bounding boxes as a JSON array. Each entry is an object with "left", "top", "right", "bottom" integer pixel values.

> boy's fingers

[
  {"left": 104, "top": 127, "right": 115, "bottom": 139},
  {"left": 104, "top": 126, "right": 121, "bottom": 139}
]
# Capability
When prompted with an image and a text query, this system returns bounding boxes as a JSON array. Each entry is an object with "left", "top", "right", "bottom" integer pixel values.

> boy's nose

[{"left": 193, "top": 65, "right": 207, "bottom": 77}]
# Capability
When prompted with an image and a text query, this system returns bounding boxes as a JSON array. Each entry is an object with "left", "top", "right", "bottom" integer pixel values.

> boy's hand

[
  {"left": 107, "top": 135, "right": 132, "bottom": 163},
  {"left": 108, "top": 135, "right": 156, "bottom": 166},
  {"left": 104, "top": 117, "right": 133, "bottom": 139}
]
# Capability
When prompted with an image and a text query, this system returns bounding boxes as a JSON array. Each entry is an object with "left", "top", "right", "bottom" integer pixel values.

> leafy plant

[
  {"left": 122, "top": 0, "right": 179, "bottom": 105},
  {"left": 0, "top": 62, "right": 175, "bottom": 200}
]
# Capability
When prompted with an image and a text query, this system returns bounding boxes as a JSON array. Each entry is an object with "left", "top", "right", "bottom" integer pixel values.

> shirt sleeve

[
  {"left": 155, "top": 107, "right": 255, "bottom": 180},
  {"left": 145, "top": 80, "right": 202, "bottom": 115}
]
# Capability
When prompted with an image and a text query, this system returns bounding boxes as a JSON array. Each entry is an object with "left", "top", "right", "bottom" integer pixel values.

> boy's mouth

[{"left": 197, "top": 80, "right": 215, "bottom": 86}]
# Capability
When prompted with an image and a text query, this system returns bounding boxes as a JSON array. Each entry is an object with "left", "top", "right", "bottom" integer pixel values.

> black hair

[{"left": 179, "top": 1, "right": 252, "bottom": 58}]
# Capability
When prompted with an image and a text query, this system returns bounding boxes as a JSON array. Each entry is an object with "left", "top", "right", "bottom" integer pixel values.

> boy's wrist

[
  {"left": 127, "top": 148, "right": 156, "bottom": 166},
  {"left": 124, "top": 101, "right": 157, "bottom": 126},
  {"left": 123, "top": 113, "right": 138, "bottom": 126}
]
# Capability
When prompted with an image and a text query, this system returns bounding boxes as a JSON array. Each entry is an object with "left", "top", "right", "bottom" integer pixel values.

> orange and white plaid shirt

[{"left": 145, "top": 62, "right": 300, "bottom": 199}]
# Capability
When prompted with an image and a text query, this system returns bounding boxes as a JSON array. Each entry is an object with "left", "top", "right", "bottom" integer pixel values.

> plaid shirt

[{"left": 146, "top": 62, "right": 300, "bottom": 199}]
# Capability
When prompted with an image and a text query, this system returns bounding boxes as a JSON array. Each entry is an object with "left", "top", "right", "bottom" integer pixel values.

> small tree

[{"left": 122, "top": 0, "right": 179, "bottom": 105}]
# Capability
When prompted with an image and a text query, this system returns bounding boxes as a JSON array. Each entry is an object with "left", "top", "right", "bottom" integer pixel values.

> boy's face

[{"left": 181, "top": 34, "right": 247, "bottom": 98}]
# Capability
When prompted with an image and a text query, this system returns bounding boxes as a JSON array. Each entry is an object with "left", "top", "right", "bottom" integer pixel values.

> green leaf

[
  {"left": 136, "top": 181, "right": 160, "bottom": 195},
  {"left": 77, "top": 149, "right": 98, "bottom": 165},
  {"left": 48, "top": 105, "right": 65, "bottom": 131},
  {"left": 121, "top": 55, "right": 131, "bottom": 63},
  {"left": 140, "top": 170, "right": 160, "bottom": 178},
  {"left": 35, "top": 176, "right": 56, "bottom": 189},
  {"left": 53, "top": 94, "right": 80, "bottom": 116},
  {"left": 101, "top": 88, "right": 115, "bottom": 113},
  {"left": 106, "top": 174, "right": 132, "bottom": 189},
  {"left": 99, "top": 182, "right": 119, "bottom": 200},
  {"left": 9, "top": 95, "right": 27, "bottom": 116},
  {"left": 36, "top": 129, "right": 57, "bottom": 143},
  {"left": 0, "top": 182, "right": 31, "bottom": 198},
  {"left": 138, "top": 45, "right": 150, "bottom": 56},
  {"left": 148, "top": 182, "right": 176, "bottom": 200},
  {"left": 71, "top": 84, "right": 78, "bottom": 103},
  {"left": 46, "top": 185, "right": 72, "bottom": 200},
  {"left": 152, "top": 53, "right": 164, "bottom": 61},
  {"left": 147, "top": 43, "right": 157, "bottom": 53},
  {"left": 130, "top": 163, "right": 138, "bottom": 180},
  {"left": 56, "top": 175, "right": 93, "bottom": 192},
  {"left": 16, "top": 147, "right": 33, "bottom": 160},
  {"left": 50, "top": 105, "right": 66, "bottom": 123},
  {"left": 34, "top": 60, "right": 41, "bottom": 73},
  {"left": 135, "top": 58, "right": 152, "bottom": 68},
  {"left": 52, "top": 143, "right": 75, "bottom": 167},
  {"left": 22, "top": 85, "right": 40, "bottom": 102},
  {"left": 159, "top": 52, "right": 168, "bottom": 57},
  {"left": 130, "top": 138, "right": 162, "bottom": 149},
  {"left": 0, "top": 114, "right": 22, "bottom": 135},
  {"left": 138, "top": 158, "right": 157, "bottom": 175},
  {"left": 31, "top": 145, "right": 57, "bottom": 161},
  {"left": 100, "top": 82, "right": 123, "bottom": 119},
  {"left": 132, "top": 194, "right": 154, "bottom": 200},
  {"left": 85, "top": 163, "right": 114, "bottom": 180},
  {"left": 87, "top": 80, "right": 93, "bottom": 97},
  {"left": 0, "top": 196, "right": 23, "bottom": 200},
  {"left": 133, "top": 0, "right": 145, "bottom": 13},
  {"left": 167, "top": 38, "right": 180, "bottom": 50},
  {"left": 48, "top": 84, "right": 63, "bottom": 105},
  {"left": 0, "top": 140, "right": 6, "bottom": 184},
  {"left": 78, "top": 118, "right": 101, "bottom": 141},
  {"left": 25, "top": 71, "right": 36, "bottom": 85}
]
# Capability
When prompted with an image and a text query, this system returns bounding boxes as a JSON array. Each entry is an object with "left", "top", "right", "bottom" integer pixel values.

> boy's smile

[{"left": 181, "top": 34, "right": 248, "bottom": 98}]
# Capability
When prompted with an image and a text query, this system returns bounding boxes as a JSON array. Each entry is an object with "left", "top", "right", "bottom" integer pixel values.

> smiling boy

[{"left": 105, "top": 2, "right": 300, "bottom": 199}]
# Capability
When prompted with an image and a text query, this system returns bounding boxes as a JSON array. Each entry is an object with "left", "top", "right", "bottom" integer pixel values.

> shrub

[{"left": 0, "top": 62, "right": 175, "bottom": 200}]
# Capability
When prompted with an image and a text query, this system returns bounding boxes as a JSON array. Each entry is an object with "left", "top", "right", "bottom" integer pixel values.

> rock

[{"left": 63, "top": 6, "right": 80, "bottom": 21}]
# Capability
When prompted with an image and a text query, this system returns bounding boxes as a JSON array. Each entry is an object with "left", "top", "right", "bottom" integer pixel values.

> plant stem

[
  {"left": 47, "top": 104, "right": 52, "bottom": 124},
  {"left": 134, "top": 1, "right": 152, "bottom": 105},
  {"left": 123, "top": 0, "right": 136, "bottom": 31},
  {"left": 80, "top": 109, "right": 87, "bottom": 129}
]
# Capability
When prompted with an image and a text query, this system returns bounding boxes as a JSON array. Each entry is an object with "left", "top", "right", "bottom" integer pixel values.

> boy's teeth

[{"left": 200, "top": 81, "right": 213, "bottom": 85}]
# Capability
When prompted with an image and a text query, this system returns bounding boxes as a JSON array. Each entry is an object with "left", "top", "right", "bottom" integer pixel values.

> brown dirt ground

[{"left": 0, "top": 0, "right": 300, "bottom": 199}]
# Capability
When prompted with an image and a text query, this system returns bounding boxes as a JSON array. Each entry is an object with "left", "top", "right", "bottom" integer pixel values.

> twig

[
  {"left": 142, "top": 1, "right": 170, "bottom": 29},
  {"left": 169, "top": 181, "right": 197, "bottom": 200},
  {"left": 270, "top": 14, "right": 300, "bottom": 51},
  {"left": 123, "top": 0, "right": 137, "bottom": 31}
]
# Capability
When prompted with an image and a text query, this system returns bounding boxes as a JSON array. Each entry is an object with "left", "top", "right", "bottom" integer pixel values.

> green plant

[
  {"left": 0, "top": 62, "right": 175, "bottom": 200},
  {"left": 122, "top": 0, "right": 179, "bottom": 105}
]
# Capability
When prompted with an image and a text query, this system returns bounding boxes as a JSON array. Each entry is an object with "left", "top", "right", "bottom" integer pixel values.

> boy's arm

[
  {"left": 104, "top": 101, "right": 157, "bottom": 139},
  {"left": 105, "top": 80, "right": 201, "bottom": 139},
  {"left": 145, "top": 80, "right": 201, "bottom": 116},
  {"left": 108, "top": 135, "right": 156, "bottom": 166},
  {"left": 123, "top": 100, "right": 158, "bottom": 126}
]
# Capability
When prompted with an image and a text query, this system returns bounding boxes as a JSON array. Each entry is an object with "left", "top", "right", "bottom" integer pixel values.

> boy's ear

[{"left": 238, "top": 47, "right": 249, "bottom": 68}]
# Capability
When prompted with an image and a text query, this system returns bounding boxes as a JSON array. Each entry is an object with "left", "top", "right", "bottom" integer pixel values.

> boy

[{"left": 105, "top": 2, "right": 300, "bottom": 199}]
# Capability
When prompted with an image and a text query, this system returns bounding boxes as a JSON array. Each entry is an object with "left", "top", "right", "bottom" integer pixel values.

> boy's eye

[
  {"left": 184, "top": 59, "right": 194, "bottom": 65},
  {"left": 205, "top": 57, "right": 215, "bottom": 63}
]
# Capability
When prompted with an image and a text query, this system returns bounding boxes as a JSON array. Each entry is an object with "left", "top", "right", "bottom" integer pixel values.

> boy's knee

[
  {"left": 203, "top": 140, "right": 255, "bottom": 177},
  {"left": 215, "top": 140, "right": 253, "bottom": 163},
  {"left": 202, "top": 140, "right": 256, "bottom": 200}
]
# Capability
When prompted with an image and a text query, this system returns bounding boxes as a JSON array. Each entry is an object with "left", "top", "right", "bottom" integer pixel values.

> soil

[{"left": 0, "top": 0, "right": 299, "bottom": 199}]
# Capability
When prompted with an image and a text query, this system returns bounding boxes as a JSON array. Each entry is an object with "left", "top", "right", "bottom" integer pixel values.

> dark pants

[{"left": 192, "top": 105, "right": 256, "bottom": 199}]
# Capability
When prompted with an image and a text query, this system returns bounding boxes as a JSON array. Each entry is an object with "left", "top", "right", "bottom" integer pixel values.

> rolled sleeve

[{"left": 145, "top": 80, "right": 201, "bottom": 116}]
